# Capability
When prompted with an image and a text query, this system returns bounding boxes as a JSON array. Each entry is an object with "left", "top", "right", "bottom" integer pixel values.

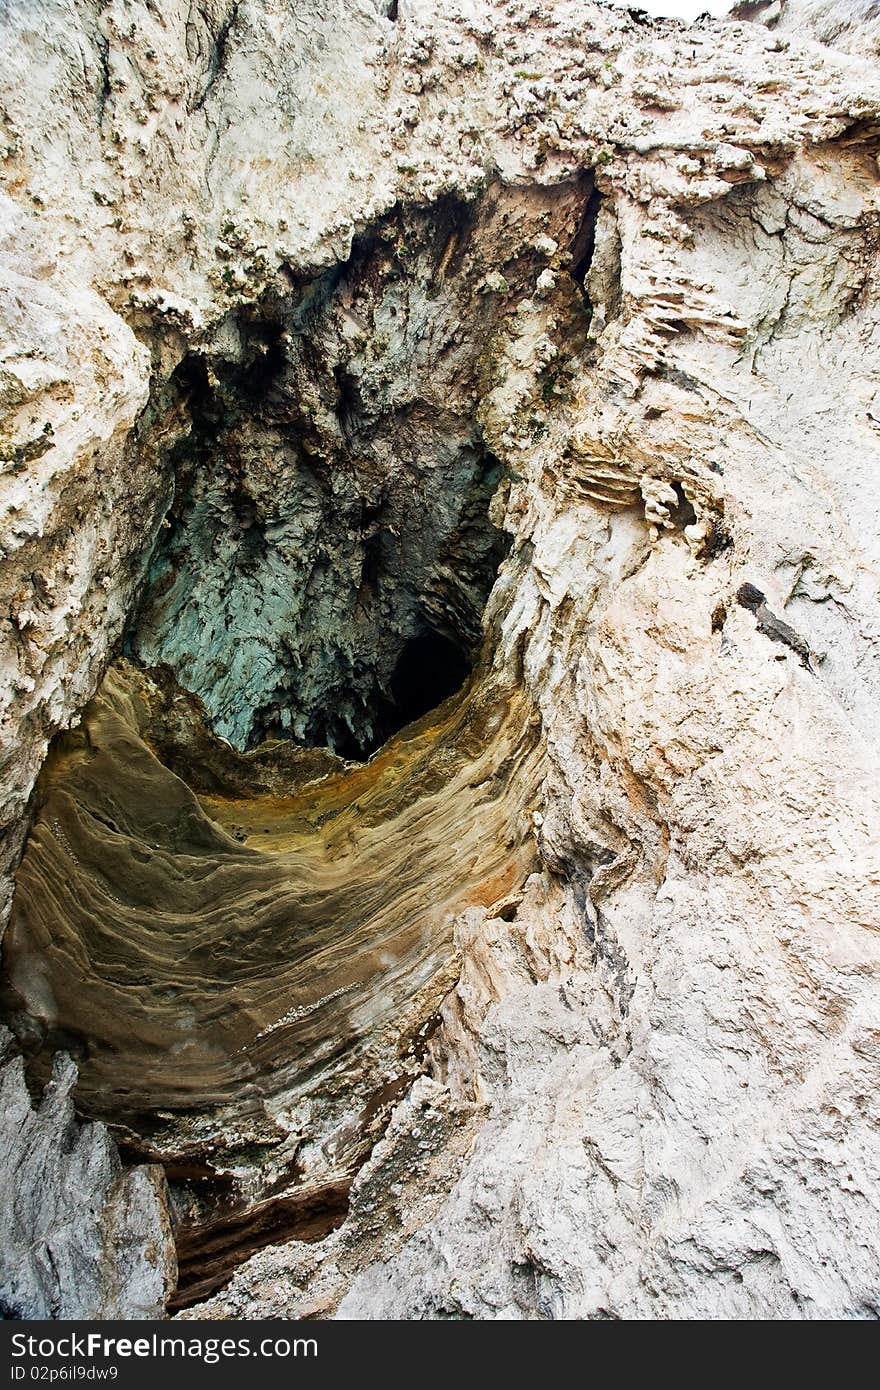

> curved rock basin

[{"left": 3, "top": 655, "right": 540, "bottom": 1161}]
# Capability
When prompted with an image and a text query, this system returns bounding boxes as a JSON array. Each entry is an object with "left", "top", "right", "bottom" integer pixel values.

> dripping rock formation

[{"left": 1, "top": 0, "right": 880, "bottom": 1320}]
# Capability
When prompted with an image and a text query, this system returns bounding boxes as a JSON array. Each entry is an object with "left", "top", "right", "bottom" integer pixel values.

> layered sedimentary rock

[
  {"left": 3, "top": 651, "right": 541, "bottom": 1302},
  {"left": 2, "top": 0, "right": 880, "bottom": 1320}
]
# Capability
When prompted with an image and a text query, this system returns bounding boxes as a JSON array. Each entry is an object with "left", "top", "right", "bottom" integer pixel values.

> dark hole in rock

[
  {"left": 390, "top": 628, "right": 470, "bottom": 731},
  {"left": 669, "top": 482, "right": 698, "bottom": 530},
  {"left": 168, "top": 1181, "right": 351, "bottom": 1311},
  {"left": 570, "top": 182, "right": 602, "bottom": 298},
  {"left": 125, "top": 197, "right": 520, "bottom": 762},
  {"left": 327, "top": 625, "right": 472, "bottom": 762},
  {"left": 564, "top": 176, "right": 623, "bottom": 350}
]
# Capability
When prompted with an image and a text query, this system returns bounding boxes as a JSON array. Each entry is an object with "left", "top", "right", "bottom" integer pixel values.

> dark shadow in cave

[
  {"left": 391, "top": 628, "right": 471, "bottom": 728},
  {"left": 328, "top": 623, "right": 473, "bottom": 763},
  {"left": 167, "top": 1180, "right": 351, "bottom": 1312},
  {"left": 125, "top": 193, "right": 519, "bottom": 766}
]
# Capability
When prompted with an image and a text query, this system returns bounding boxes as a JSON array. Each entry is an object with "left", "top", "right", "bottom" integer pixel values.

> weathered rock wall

[
  {"left": 733, "top": 0, "right": 880, "bottom": 56},
  {"left": 2, "top": 0, "right": 880, "bottom": 1319},
  {"left": 0, "top": 1029, "right": 176, "bottom": 1319}
]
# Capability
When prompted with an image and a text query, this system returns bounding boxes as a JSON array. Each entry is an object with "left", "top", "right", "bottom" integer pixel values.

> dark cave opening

[
  {"left": 668, "top": 482, "right": 698, "bottom": 530},
  {"left": 327, "top": 623, "right": 472, "bottom": 760},
  {"left": 390, "top": 627, "right": 471, "bottom": 728},
  {"left": 570, "top": 181, "right": 602, "bottom": 294},
  {"left": 125, "top": 180, "right": 609, "bottom": 766},
  {"left": 127, "top": 270, "right": 510, "bottom": 763},
  {"left": 309, "top": 623, "right": 475, "bottom": 764}
]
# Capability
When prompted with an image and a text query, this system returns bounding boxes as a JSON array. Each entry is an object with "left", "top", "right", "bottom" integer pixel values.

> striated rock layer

[
  {"left": 3, "top": 649, "right": 541, "bottom": 1304},
  {"left": 2, "top": 0, "right": 880, "bottom": 1319}
]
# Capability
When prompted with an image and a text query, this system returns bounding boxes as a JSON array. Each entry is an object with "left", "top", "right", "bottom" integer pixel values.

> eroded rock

[
  {"left": 0, "top": 1030, "right": 175, "bottom": 1320},
  {"left": 2, "top": 0, "right": 880, "bottom": 1322}
]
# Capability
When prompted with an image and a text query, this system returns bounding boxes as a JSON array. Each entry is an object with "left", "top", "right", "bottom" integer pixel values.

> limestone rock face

[
  {"left": 733, "top": 1, "right": 880, "bottom": 56},
  {"left": 2, "top": 0, "right": 880, "bottom": 1321},
  {"left": 0, "top": 1031, "right": 176, "bottom": 1319}
]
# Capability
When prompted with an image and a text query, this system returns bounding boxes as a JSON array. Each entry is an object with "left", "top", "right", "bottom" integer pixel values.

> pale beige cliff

[{"left": 1, "top": 0, "right": 879, "bottom": 1319}]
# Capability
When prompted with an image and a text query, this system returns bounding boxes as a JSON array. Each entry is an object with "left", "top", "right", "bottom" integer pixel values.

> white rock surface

[
  {"left": 733, "top": 1, "right": 880, "bottom": 56},
  {"left": 0, "top": 1031, "right": 176, "bottom": 1319},
  {"left": 2, "top": 0, "right": 880, "bottom": 1320}
]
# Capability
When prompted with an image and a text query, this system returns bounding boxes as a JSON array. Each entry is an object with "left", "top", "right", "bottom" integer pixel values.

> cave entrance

[
  {"left": 328, "top": 623, "right": 473, "bottom": 761},
  {"left": 127, "top": 227, "right": 512, "bottom": 764},
  {"left": 390, "top": 627, "right": 471, "bottom": 730},
  {"left": 124, "top": 180, "right": 601, "bottom": 767}
]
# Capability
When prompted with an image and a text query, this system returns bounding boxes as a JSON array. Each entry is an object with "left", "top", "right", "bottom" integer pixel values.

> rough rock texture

[
  {"left": 733, "top": 1, "right": 880, "bottom": 56},
  {"left": 126, "top": 187, "right": 579, "bottom": 755},
  {"left": 2, "top": 0, "right": 880, "bottom": 1321},
  {"left": 2, "top": 653, "right": 541, "bottom": 1306},
  {"left": 0, "top": 1029, "right": 176, "bottom": 1319}
]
